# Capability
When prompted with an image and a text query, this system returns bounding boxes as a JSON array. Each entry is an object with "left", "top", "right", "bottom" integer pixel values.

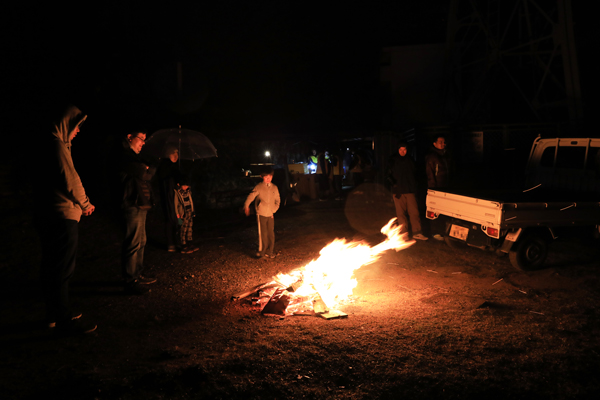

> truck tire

[
  {"left": 509, "top": 235, "right": 548, "bottom": 271},
  {"left": 444, "top": 236, "right": 463, "bottom": 249}
]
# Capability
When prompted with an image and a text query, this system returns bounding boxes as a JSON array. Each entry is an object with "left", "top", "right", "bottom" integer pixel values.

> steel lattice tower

[{"left": 444, "top": 0, "right": 582, "bottom": 125}]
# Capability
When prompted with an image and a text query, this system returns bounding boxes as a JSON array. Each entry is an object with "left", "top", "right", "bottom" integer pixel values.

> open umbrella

[{"left": 142, "top": 127, "right": 218, "bottom": 160}]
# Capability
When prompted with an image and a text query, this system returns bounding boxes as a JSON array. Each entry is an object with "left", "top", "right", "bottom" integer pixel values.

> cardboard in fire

[
  {"left": 261, "top": 288, "right": 290, "bottom": 316},
  {"left": 312, "top": 296, "right": 328, "bottom": 314}
]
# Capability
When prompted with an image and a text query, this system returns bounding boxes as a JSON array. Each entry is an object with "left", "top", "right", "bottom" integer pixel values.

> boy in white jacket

[{"left": 244, "top": 167, "right": 280, "bottom": 258}]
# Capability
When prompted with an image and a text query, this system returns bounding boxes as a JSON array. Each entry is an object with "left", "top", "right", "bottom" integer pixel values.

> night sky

[
  {"left": 4, "top": 1, "right": 591, "bottom": 142},
  {"left": 5, "top": 2, "right": 449, "bottom": 137}
]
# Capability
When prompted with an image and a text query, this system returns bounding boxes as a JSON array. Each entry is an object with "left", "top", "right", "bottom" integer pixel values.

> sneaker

[
  {"left": 255, "top": 252, "right": 262, "bottom": 258},
  {"left": 54, "top": 318, "right": 97, "bottom": 335},
  {"left": 433, "top": 234, "right": 444, "bottom": 241},
  {"left": 124, "top": 282, "right": 150, "bottom": 295},
  {"left": 180, "top": 246, "right": 190, "bottom": 254},
  {"left": 266, "top": 254, "right": 277, "bottom": 259},
  {"left": 413, "top": 233, "right": 429, "bottom": 241},
  {"left": 137, "top": 275, "right": 157, "bottom": 285},
  {"left": 167, "top": 245, "right": 176, "bottom": 253},
  {"left": 48, "top": 313, "right": 82, "bottom": 329},
  {"left": 187, "top": 246, "right": 199, "bottom": 253}
]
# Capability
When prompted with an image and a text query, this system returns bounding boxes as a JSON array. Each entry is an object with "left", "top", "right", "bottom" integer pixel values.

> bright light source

[{"left": 265, "top": 151, "right": 271, "bottom": 157}]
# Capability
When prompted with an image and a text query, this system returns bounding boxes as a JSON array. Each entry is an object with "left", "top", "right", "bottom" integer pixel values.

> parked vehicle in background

[{"left": 426, "top": 137, "right": 600, "bottom": 270}]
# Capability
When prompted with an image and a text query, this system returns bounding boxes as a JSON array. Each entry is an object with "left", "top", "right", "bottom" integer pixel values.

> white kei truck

[{"left": 426, "top": 137, "right": 600, "bottom": 270}]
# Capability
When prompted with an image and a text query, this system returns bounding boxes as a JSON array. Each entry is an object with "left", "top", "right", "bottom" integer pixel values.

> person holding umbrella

[{"left": 119, "top": 130, "right": 157, "bottom": 295}]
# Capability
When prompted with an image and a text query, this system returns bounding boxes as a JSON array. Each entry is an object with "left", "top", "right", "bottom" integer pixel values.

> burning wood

[
  {"left": 231, "top": 282, "right": 280, "bottom": 301},
  {"left": 233, "top": 218, "right": 414, "bottom": 318},
  {"left": 261, "top": 288, "right": 290, "bottom": 316}
]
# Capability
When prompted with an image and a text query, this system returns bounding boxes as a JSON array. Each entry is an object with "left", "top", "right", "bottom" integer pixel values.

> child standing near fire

[
  {"left": 174, "top": 180, "right": 199, "bottom": 254},
  {"left": 244, "top": 167, "right": 280, "bottom": 259}
]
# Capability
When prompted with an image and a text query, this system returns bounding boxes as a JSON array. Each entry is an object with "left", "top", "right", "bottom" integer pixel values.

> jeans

[
  {"left": 122, "top": 207, "right": 147, "bottom": 283},
  {"left": 35, "top": 217, "right": 78, "bottom": 322}
]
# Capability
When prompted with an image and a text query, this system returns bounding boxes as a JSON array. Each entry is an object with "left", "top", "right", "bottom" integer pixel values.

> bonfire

[{"left": 233, "top": 218, "right": 415, "bottom": 318}]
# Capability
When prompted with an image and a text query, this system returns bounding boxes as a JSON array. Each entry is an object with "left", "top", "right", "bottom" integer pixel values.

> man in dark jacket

[
  {"left": 119, "top": 131, "right": 157, "bottom": 294},
  {"left": 425, "top": 135, "right": 452, "bottom": 240},
  {"left": 425, "top": 135, "right": 451, "bottom": 189},
  {"left": 388, "top": 142, "right": 428, "bottom": 241},
  {"left": 35, "top": 105, "right": 97, "bottom": 334}
]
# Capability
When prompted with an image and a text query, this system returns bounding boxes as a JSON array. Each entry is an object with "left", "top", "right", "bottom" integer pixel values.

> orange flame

[{"left": 271, "top": 218, "right": 413, "bottom": 314}]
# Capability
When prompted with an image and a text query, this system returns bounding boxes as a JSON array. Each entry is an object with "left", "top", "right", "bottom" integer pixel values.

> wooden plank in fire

[
  {"left": 318, "top": 310, "right": 348, "bottom": 320},
  {"left": 231, "top": 281, "right": 282, "bottom": 301}
]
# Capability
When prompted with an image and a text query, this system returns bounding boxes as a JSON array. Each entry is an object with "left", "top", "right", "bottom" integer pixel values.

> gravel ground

[{"left": 1, "top": 186, "right": 600, "bottom": 399}]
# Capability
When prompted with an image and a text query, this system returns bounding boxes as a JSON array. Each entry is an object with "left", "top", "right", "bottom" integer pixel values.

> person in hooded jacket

[
  {"left": 387, "top": 142, "right": 428, "bottom": 241},
  {"left": 119, "top": 130, "right": 157, "bottom": 295},
  {"left": 34, "top": 105, "right": 97, "bottom": 335}
]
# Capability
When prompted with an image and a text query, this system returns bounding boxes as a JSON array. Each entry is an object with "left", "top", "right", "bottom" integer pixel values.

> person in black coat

[
  {"left": 157, "top": 146, "right": 183, "bottom": 252},
  {"left": 388, "top": 142, "right": 428, "bottom": 241}
]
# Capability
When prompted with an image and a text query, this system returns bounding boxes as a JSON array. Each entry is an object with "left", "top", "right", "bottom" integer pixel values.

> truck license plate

[{"left": 449, "top": 225, "right": 469, "bottom": 241}]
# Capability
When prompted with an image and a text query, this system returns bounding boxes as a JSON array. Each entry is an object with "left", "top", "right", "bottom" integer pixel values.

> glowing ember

[{"left": 262, "top": 218, "right": 414, "bottom": 315}]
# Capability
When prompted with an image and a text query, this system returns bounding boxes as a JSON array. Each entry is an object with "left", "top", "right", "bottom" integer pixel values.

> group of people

[
  {"left": 387, "top": 135, "right": 451, "bottom": 241},
  {"left": 308, "top": 149, "right": 342, "bottom": 200},
  {"left": 35, "top": 106, "right": 199, "bottom": 335},
  {"left": 35, "top": 104, "right": 449, "bottom": 336}
]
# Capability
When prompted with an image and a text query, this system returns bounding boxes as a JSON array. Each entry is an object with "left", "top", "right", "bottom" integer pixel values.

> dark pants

[
  {"left": 393, "top": 193, "right": 422, "bottom": 235},
  {"left": 165, "top": 217, "right": 177, "bottom": 248},
  {"left": 36, "top": 217, "right": 78, "bottom": 322},
  {"left": 258, "top": 215, "right": 275, "bottom": 256},
  {"left": 122, "top": 207, "right": 147, "bottom": 283},
  {"left": 332, "top": 175, "right": 343, "bottom": 197}
]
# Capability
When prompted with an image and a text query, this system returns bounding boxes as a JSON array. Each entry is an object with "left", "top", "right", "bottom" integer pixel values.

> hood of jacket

[{"left": 51, "top": 105, "right": 87, "bottom": 145}]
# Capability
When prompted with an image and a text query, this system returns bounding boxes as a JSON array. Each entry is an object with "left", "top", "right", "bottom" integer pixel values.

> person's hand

[
  {"left": 82, "top": 204, "right": 95, "bottom": 216},
  {"left": 244, "top": 207, "right": 250, "bottom": 216}
]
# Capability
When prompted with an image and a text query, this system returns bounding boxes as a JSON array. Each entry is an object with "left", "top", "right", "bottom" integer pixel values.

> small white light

[{"left": 265, "top": 151, "right": 271, "bottom": 157}]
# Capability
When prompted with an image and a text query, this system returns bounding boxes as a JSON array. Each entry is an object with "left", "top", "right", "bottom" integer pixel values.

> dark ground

[{"left": 1, "top": 184, "right": 600, "bottom": 399}]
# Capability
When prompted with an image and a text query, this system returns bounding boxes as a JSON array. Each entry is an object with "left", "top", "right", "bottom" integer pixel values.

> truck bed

[{"left": 426, "top": 188, "right": 600, "bottom": 229}]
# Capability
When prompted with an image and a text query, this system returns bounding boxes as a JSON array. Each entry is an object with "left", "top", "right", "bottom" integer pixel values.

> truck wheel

[
  {"left": 509, "top": 235, "right": 548, "bottom": 271},
  {"left": 444, "top": 236, "right": 463, "bottom": 249}
]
